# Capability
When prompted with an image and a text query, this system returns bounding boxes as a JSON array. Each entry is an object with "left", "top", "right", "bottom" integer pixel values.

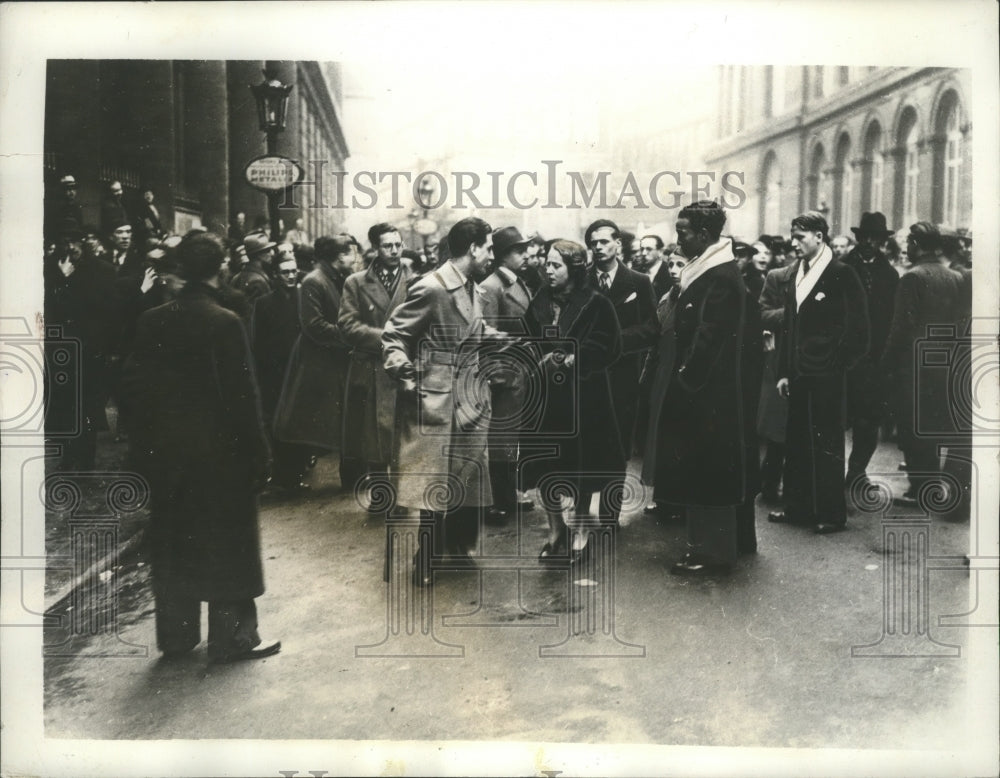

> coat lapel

[{"left": 434, "top": 262, "right": 474, "bottom": 325}]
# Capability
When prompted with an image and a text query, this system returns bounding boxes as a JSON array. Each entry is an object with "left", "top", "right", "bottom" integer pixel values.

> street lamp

[{"left": 250, "top": 65, "right": 294, "bottom": 242}]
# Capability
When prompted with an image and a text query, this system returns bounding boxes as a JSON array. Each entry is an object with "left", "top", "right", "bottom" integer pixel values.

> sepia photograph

[{"left": 2, "top": 2, "right": 998, "bottom": 777}]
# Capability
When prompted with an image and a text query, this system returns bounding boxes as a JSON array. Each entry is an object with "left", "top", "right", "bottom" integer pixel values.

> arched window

[
  {"left": 808, "top": 143, "right": 828, "bottom": 212},
  {"left": 862, "top": 121, "right": 884, "bottom": 212},
  {"left": 834, "top": 133, "right": 852, "bottom": 235},
  {"left": 932, "top": 90, "right": 963, "bottom": 227},
  {"left": 894, "top": 107, "right": 920, "bottom": 228},
  {"left": 761, "top": 151, "right": 781, "bottom": 234}
]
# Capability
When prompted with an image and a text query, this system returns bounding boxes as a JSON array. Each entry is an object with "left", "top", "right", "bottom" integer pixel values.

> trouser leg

[
  {"left": 760, "top": 441, "right": 785, "bottom": 494},
  {"left": 686, "top": 505, "right": 739, "bottom": 566},
  {"left": 152, "top": 576, "right": 201, "bottom": 655},
  {"left": 848, "top": 416, "right": 880, "bottom": 475},
  {"left": 488, "top": 458, "right": 516, "bottom": 512}
]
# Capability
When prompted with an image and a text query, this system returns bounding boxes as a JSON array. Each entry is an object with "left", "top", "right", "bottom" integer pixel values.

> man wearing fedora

[
  {"left": 769, "top": 212, "right": 869, "bottom": 534},
  {"left": 881, "top": 222, "right": 964, "bottom": 507},
  {"left": 843, "top": 212, "right": 899, "bottom": 491},
  {"left": 231, "top": 231, "right": 277, "bottom": 311},
  {"left": 479, "top": 226, "right": 536, "bottom": 522}
]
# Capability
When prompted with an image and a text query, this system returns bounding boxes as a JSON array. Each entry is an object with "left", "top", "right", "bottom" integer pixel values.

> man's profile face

[
  {"left": 470, "top": 234, "right": 494, "bottom": 277},
  {"left": 790, "top": 228, "right": 824, "bottom": 262},
  {"left": 524, "top": 244, "right": 541, "bottom": 268},
  {"left": 674, "top": 218, "right": 708, "bottom": 261},
  {"left": 110, "top": 182, "right": 123, "bottom": 199},
  {"left": 377, "top": 231, "right": 403, "bottom": 267},
  {"left": 588, "top": 227, "right": 620, "bottom": 265},
  {"left": 111, "top": 225, "right": 132, "bottom": 251}
]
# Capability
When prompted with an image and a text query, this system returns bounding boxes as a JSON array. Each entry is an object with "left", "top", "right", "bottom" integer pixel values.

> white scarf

[
  {"left": 795, "top": 243, "right": 833, "bottom": 310},
  {"left": 678, "top": 237, "right": 735, "bottom": 294}
]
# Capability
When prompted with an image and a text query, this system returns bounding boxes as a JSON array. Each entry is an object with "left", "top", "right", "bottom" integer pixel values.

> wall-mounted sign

[{"left": 244, "top": 155, "right": 304, "bottom": 193}]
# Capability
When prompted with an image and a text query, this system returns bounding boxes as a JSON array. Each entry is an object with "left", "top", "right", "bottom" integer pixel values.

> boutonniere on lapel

[
  {"left": 815, "top": 292, "right": 826, "bottom": 301},
  {"left": 624, "top": 292, "right": 637, "bottom": 303}
]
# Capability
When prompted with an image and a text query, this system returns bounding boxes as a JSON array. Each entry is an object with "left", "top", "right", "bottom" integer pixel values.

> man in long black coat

[
  {"left": 586, "top": 219, "right": 658, "bottom": 458},
  {"left": 881, "top": 222, "right": 964, "bottom": 506},
  {"left": 252, "top": 254, "right": 311, "bottom": 492},
  {"left": 655, "top": 202, "right": 754, "bottom": 574},
  {"left": 770, "top": 212, "right": 869, "bottom": 534},
  {"left": 123, "top": 231, "right": 279, "bottom": 663},
  {"left": 843, "top": 212, "right": 899, "bottom": 489}
]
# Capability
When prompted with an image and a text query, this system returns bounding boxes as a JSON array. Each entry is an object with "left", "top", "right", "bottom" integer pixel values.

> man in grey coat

[
  {"left": 382, "top": 217, "right": 505, "bottom": 585},
  {"left": 478, "top": 225, "right": 535, "bottom": 523}
]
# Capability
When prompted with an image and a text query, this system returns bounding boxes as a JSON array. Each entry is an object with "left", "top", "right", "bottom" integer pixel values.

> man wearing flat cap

[
  {"left": 231, "top": 232, "right": 277, "bottom": 313},
  {"left": 881, "top": 222, "right": 965, "bottom": 507},
  {"left": 45, "top": 174, "right": 85, "bottom": 245},
  {"left": 478, "top": 226, "right": 536, "bottom": 522},
  {"left": 769, "top": 211, "right": 869, "bottom": 534},
  {"left": 842, "top": 212, "right": 899, "bottom": 492}
]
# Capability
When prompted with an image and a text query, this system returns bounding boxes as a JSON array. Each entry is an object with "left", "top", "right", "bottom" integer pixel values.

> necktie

[
  {"left": 802, "top": 258, "right": 810, "bottom": 275},
  {"left": 466, "top": 278, "right": 475, "bottom": 303},
  {"left": 600, "top": 272, "right": 610, "bottom": 291}
]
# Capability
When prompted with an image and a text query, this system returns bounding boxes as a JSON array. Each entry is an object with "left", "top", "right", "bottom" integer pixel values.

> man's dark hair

[
  {"left": 584, "top": 219, "right": 620, "bottom": 246},
  {"left": 294, "top": 243, "right": 315, "bottom": 273},
  {"left": 641, "top": 234, "right": 665, "bottom": 250},
  {"left": 678, "top": 200, "right": 727, "bottom": 242},
  {"left": 447, "top": 217, "right": 493, "bottom": 258},
  {"left": 790, "top": 211, "right": 830, "bottom": 242},
  {"left": 176, "top": 231, "right": 226, "bottom": 281},
  {"left": 368, "top": 222, "right": 400, "bottom": 250},
  {"left": 314, "top": 234, "right": 353, "bottom": 264}
]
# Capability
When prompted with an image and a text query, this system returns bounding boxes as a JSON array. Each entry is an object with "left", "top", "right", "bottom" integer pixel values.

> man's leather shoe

[
  {"left": 767, "top": 511, "right": 790, "bottom": 523},
  {"left": 211, "top": 639, "right": 281, "bottom": 664},
  {"left": 517, "top": 498, "right": 535, "bottom": 512},
  {"left": 814, "top": 523, "right": 845, "bottom": 535},
  {"left": 893, "top": 490, "right": 919, "bottom": 507},
  {"left": 643, "top": 503, "right": 659, "bottom": 515}
]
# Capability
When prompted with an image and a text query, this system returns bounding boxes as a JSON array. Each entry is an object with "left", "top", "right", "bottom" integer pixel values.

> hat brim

[
  {"left": 246, "top": 241, "right": 277, "bottom": 255},
  {"left": 850, "top": 227, "right": 893, "bottom": 238}
]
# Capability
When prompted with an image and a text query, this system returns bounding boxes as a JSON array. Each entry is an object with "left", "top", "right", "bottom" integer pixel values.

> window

[
  {"left": 871, "top": 151, "right": 884, "bottom": 212},
  {"left": 813, "top": 66, "right": 825, "bottom": 99},
  {"left": 808, "top": 144, "right": 827, "bottom": 211},
  {"left": 834, "top": 134, "right": 853, "bottom": 235},
  {"left": 903, "top": 123, "right": 920, "bottom": 226},
  {"left": 943, "top": 101, "right": 962, "bottom": 227},
  {"left": 762, "top": 152, "right": 781, "bottom": 234}
]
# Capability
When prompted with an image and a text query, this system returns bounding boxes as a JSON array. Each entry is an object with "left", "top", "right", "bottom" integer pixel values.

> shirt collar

[
  {"left": 597, "top": 260, "right": 619, "bottom": 286},
  {"left": 646, "top": 259, "right": 663, "bottom": 280}
]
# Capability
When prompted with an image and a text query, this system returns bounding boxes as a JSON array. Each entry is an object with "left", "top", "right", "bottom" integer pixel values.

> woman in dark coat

[
  {"left": 123, "top": 232, "right": 279, "bottom": 663},
  {"left": 524, "top": 240, "right": 624, "bottom": 561}
]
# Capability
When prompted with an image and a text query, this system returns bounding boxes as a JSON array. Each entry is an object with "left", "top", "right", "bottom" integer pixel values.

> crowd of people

[{"left": 43, "top": 171, "right": 974, "bottom": 662}]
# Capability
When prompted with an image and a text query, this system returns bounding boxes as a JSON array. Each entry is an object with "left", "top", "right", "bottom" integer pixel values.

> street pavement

[{"left": 43, "top": 438, "right": 974, "bottom": 751}]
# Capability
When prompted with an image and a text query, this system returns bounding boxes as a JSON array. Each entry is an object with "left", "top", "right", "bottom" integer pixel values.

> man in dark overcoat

[
  {"left": 338, "top": 223, "right": 415, "bottom": 495},
  {"left": 478, "top": 225, "right": 535, "bottom": 522},
  {"left": 843, "top": 212, "right": 899, "bottom": 489},
  {"left": 382, "top": 217, "right": 503, "bottom": 585},
  {"left": 756, "top": 256, "right": 798, "bottom": 501},
  {"left": 252, "top": 254, "right": 311, "bottom": 492},
  {"left": 122, "top": 231, "right": 279, "bottom": 663},
  {"left": 881, "top": 222, "right": 964, "bottom": 506},
  {"left": 586, "top": 219, "right": 658, "bottom": 457},
  {"left": 230, "top": 232, "right": 276, "bottom": 317},
  {"left": 769, "top": 212, "right": 869, "bottom": 534},
  {"left": 272, "top": 234, "right": 353, "bottom": 487},
  {"left": 654, "top": 201, "right": 752, "bottom": 574}
]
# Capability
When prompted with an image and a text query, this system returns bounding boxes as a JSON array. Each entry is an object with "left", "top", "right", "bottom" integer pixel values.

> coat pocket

[{"left": 418, "top": 388, "right": 453, "bottom": 428}]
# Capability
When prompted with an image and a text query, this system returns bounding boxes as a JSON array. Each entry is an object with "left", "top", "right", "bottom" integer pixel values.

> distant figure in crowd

[
  {"left": 100, "top": 180, "right": 131, "bottom": 238},
  {"left": 478, "top": 226, "right": 535, "bottom": 522},
  {"left": 273, "top": 235, "right": 353, "bottom": 487},
  {"left": 769, "top": 212, "right": 869, "bottom": 534},
  {"left": 880, "top": 222, "right": 964, "bottom": 507},
  {"left": 228, "top": 211, "right": 247, "bottom": 246},
  {"left": 734, "top": 240, "right": 764, "bottom": 302},
  {"left": 831, "top": 234, "right": 855, "bottom": 260},
  {"left": 252, "top": 254, "right": 312, "bottom": 493},
  {"left": 45, "top": 174, "right": 84, "bottom": 244},
  {"left": 586, "top": 219, "right": 658, "bottom": 458},
  {"left": 135, "top": 187, "right": 165, "bottom": 245},
  {"left": 123, "top": 231, "right": 279, "bottom": 664},
  {"left": 338, "top": 223, "right": 414, "bottom": 498},
  {"left": 842, "top": 212, "right": 898, "bottom": 491},
  {"left": 284, "top": 217, "right": 310, "bottom": 248},
  {"left": 231, "top": 232, "right": 276, "bottom": 313}
]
